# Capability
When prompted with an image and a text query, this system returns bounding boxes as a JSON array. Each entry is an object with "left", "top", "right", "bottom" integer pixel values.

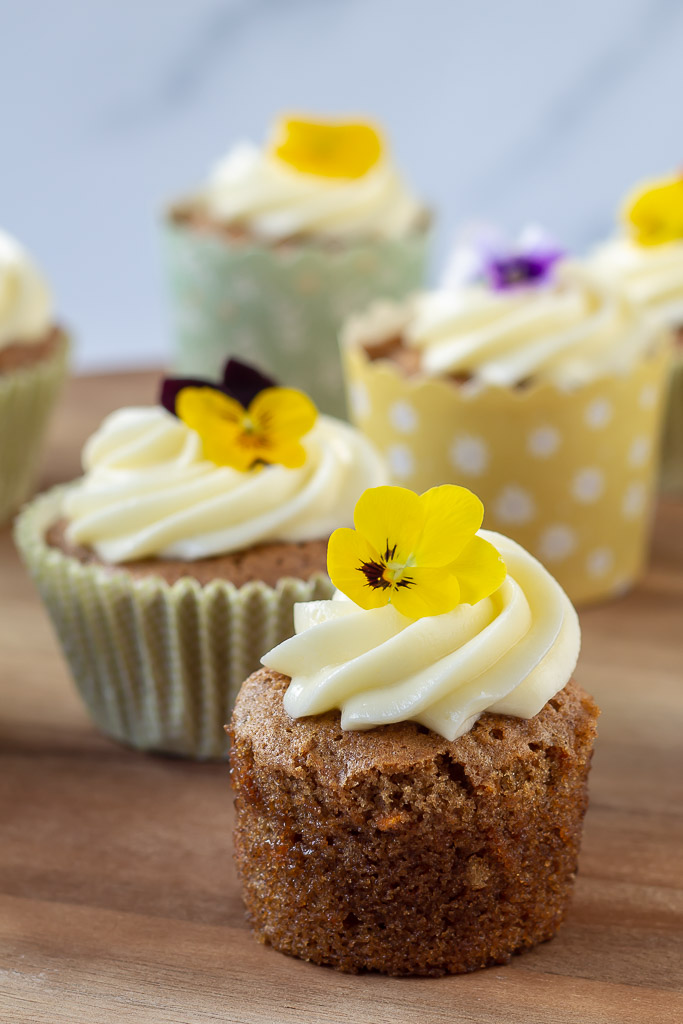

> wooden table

[{"left": 2, "top": 372, "right": 682, "bottom": 1024}]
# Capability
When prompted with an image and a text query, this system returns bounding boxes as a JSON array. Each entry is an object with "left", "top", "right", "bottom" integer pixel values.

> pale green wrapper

[
  {"left": 661, "top": 347, "right": 683, "bottom": 493},
  {"left": 14, "top": 486, "right": 334, "bottom": 760},
  {"left": 163, "top": 218, "right": 430, "bottom": 419},
  {"left": 0, "top": 335, "right": 69, "bottom": 524}
]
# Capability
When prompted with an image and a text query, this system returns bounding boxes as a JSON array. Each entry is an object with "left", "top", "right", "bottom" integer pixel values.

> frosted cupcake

[
  {"left": 15, "top": 359, "right": 387, "bottom": 758},
  {"left": 164, "top": 114, "right": 429, "bottom": 418},
  {"left": 590, "top": 175, "right": 683, "bottom": 492},
  {"left": 341, "top": 228, "right": 671, "bottom": 605},
  {"left": 0, "top": 229, "right": 69, "bottom": 523},
  {"left": 230, "top": 484, "right": 599, "bottom": 975}
]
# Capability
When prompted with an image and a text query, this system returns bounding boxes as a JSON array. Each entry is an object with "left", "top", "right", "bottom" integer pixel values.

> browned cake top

[{"left": 0, "top": 326, "right": 65, "bottom": 375}]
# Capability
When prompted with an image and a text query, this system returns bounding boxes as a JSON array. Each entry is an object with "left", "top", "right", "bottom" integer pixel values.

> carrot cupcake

[
  {"left": 0, "top": 229, "right": 69, "bottom": 523},
  {"left": 341, "top": 228, "right": 672, "bottom": 605},
  {"left": 590, "top": 174, "right": 683, "bottom": 492},
  {"left": 164, "top": 113, "right": 429, "bottom": 418},
  {"left": 230, "top": 484, "right": 598, "bottom": 975},
  {"left": 14, "top": 358, "right": 387, "bottom": 759}
]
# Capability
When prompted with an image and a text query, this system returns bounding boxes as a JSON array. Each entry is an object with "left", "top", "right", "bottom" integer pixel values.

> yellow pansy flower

[
  {"left": 623, "top": 175, "right": 683, "bottom": 247},
  {"left": 327, "top": 485, "right": 506, "bottom": 619},
  {"left": 176, "top": 385, "right": 317, "bottom": 472},
  {"left": 270, "top": 115, "right": 383, "bottom": 179}
]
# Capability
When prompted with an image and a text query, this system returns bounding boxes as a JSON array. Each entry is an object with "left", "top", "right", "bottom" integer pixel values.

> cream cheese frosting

[
  {"left": 198, "top": 141, "right": 424, "bottom": 242},
  {"left": 343, "top": 261, "right": 662, "bottom": 387},
  {"left": 62, "top": 406, "right": 388, "bottom": 563},
  {"left": 0, "top": 229, "right": 52, "bottom": 350},
  {"left": 590, "top": 237, "right": 683, "bottom": 328},
  {"left": 263, "top": 531, "right": 580, "bottom": 741}
]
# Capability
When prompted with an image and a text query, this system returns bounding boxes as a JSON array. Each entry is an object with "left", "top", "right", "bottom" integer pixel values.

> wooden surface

[{"left": 1, "top": 371, "right": 682, "bottom": 1024}]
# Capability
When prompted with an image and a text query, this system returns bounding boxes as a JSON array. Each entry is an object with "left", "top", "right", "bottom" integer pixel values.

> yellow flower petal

[
  {"left": 623, "top": 176, "right": 683, "bottom": 247},
  {"left": 327, "top": 527, "right": 388, "bottom": 610},
  {"left": 451, "top": 535, "right": 507, "bottom": 605},
  {"left": 353, "top": 486, "right": 424, "bottom": 564},
  {"left": 264, "top": 439, "right": 308, "bottom": 469},
  {"left": 415, "top": 485, "right": 484, "bottom": 566},
  {"left": 250, "top": 387, "right": 317, "bottom": 443},
  {"left": 176, "top": 387, "right": 249, "bottom": 469},
  {"left": 270, "top": 116, "right": 383, "bottom": 180},
  {"left": 389, "top": 566, "right": 461, "bottom": 619}
]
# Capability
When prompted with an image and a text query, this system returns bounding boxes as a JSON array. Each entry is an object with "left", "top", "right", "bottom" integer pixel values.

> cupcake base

[
  {"left": 15, "top": 487, "right": 333, "bottom": 760},
  {"left": 229, "top": 669, "right": 599, "bottom": 976}
]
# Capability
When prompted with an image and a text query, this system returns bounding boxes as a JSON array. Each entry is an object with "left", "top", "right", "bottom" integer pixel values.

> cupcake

[
  {"left": 590, "top": 174, "right": 683, "bottom": 492},
  {"left": 0, "top": 229, "right": 69, "bottom": 523},
  {"left": 229, "top": 484, "right": 599, "bottom": 976},
  {"left": 341, "top": 228, "right": 672, "bottom": 605},
  {"left": 164, "top": 114, "right": 429, "bottom": 418},
  {"left": 15, "top": 358, "right": 387, "bottom": 759}
]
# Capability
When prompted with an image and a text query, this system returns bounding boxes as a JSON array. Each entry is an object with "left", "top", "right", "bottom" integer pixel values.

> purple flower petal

[
  {"left": 159, "top": 375, "right": 214, "bottom": 415},
  {"left": 160, "top": 358, "right": 280, "bottom": 417}
]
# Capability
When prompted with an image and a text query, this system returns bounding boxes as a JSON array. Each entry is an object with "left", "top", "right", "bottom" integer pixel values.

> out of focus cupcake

[
  {"left": 164, "top": 114, "right": 430, "bottom": 418},
  {"left": 590, "top": 174, "right": 683, "bottom": 492},
  {"left": 0, "top": 229, "right": 69, "bottom": 523},
  {"left": 341, "top": 227, "right": 671, "bottom": 605},
  {"left": 15, "top": 359, "right": 387, "bottom": 758}
]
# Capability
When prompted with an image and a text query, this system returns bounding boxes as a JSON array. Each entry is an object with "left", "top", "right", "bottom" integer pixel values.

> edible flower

[
  {"left": 270, "top": 115, "right": 383, "bottom": 180},
  {"left": 327, "top": 485, "right": 506, "bottom": 619},
  {"left": 160, "top": 358, "right": 317, "bottom": 472},
  {"left": 623, "top": 174, "right": 683, "bottom": 247},
  {"left": 442, "top": 225, "right": 565, "bottom": 293}
]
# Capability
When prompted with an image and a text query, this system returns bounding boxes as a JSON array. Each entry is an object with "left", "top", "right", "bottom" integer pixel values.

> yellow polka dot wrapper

[
  {"left": 661, "top": 343, "right": 683, "bottom": 493},
  {"left": 14, "top": 485, "right": 333, "bottom": 759},
  {"left": 343, "top": 340, "right": 671, "bottom": 606}
]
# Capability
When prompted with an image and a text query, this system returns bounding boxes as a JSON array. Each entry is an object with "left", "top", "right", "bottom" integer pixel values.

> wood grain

[{"left": 1, "top": 371, "right": 682, "bottom": 1023}]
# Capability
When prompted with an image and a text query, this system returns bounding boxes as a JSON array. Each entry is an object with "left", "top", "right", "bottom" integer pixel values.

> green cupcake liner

[
  {"left": 162, "top": 218, "right": 430, "bottom": 419},
  {"left": 0, "top": 334, "right": 69, "bottom": 524},
  {"left": 14, "top": 486, "right": 334, "bottom": 759},
  {"left": 661, "top": 347, "right": 683, "bottom": 493}
]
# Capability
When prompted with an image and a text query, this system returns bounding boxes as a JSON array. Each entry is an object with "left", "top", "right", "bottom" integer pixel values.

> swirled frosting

[
  {"left": 262, "top": 531, "right": 580, "bottom": 741},
  {"left": 344, "top": 261, "right": 661, "bottom": 387},
  {"left": 198, "top": 141, "right": 424, "bottom": 242},
  {"left": 0, "top": 229, "right": 52, "bottom": 350},
  {"left": 62, "top": 407, "right": 387, "bottom": 563},
  {"left": 590, "top": 238, "right": 683, "bottom": 328}
]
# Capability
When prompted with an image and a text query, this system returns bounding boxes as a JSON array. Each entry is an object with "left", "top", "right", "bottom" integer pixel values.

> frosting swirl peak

[
  {"left": 263, "top": 531, "right": 580, "bottom": 741},
  {"left": 0, "top": 229, "right": 52, "bottom": 350}
]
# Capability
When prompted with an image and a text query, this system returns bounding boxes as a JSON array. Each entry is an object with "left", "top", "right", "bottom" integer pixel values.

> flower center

[{"left": 358, "top": 540, "right": 415, "bottom": 592}]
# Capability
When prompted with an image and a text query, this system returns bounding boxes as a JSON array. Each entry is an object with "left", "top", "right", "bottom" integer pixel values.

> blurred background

[{"left": 2, "top": 0, "right": 682, "bottom": 372}]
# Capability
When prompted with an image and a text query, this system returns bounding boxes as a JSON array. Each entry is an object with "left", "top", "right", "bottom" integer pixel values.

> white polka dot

[
  {"left": 629, "top": 436, "right": 650, "bottom": 468},
  {"left": 527, "top": 425, "right": 560, "bottom": 458},
  {"left": 449, "top": 435, "right": 489, "bottom": 476},
  {"left": 349, "top": 382, "right": 370, "bottom": 420},
  {"left": 586, "top": 547, "right": 614, "bottom": 578},
  {"left": 387, "top": 443, "right": 415, "bottom": 480},
  {"left": 585, "top": 398, "right": 613, "bottom": 429},
  {"left": 389, "top": 400, "right": 418, "bottom": 434},
  {"left": 493, "top": 485, "right": 536, "bottom": 525},
  {"left": 572, "top": 467, "right": 605, "bottom": 504},
  {"left": 539, "top": 525, "right": 577, "bottom": 562},
  {"left": 622, "top": 481, "right": 647, "bottom": 519},
  {"left": 640, "top": 384, "right": 657, "bottom": 409}
]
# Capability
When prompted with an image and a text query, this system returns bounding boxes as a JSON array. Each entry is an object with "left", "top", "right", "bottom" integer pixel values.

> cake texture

[{"left": 230, "top": 668, "right": 599, "bottom": 976}]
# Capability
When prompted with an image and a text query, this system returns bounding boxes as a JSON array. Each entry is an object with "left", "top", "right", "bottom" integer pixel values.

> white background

[{"left": 2, "top": 0, "right": 682, "bottom": 371}]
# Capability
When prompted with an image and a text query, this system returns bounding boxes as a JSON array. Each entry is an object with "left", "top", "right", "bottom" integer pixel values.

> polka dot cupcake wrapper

[
  {"left": 14, "top": 485, "right": 334, "bottom": 760},
  {"left": 661, "top": 346, "right": 683, "bottom": 494},
  {"left": 0, "top": 333, "right": 69, "bottom": 524},
  {"left": 343, "top": 342, "right": 671, "bottom": 606},
  {"left": 163, "top": 217, "right": 430, "bottom": 420}
]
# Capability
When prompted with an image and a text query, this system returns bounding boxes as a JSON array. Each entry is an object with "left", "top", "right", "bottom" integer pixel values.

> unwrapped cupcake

[
  {"left": 15, "top": 359, "right": 387, "bottom": 758},
  {"left": 164, "top": 114, "right": 429, "bottom": 418},
  {"left": 590, "top": 174, "right": 683, "bottom": 492},
  {"left": 229, "top": 483, "right": 599, "bottom": 975},
  {"left": 341, "top": 228, "right": 672, "bottom": 605},
  {"left": 0, "top": 229, "right": 69, "bottom": 523}
]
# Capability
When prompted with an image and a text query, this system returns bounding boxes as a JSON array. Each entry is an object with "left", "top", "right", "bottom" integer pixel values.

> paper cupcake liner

[
  {"left": 162, "top": 218, "right": 429, "bottom": 419},
  {"left": 343, "top": 342, "right": 671, "bottom": 606},
  {"left": 14, "top": 486, "right": 334, "bottom": 760},
  {"left": 660, "top": 344, "right": 683, "bottom": 493},
  {"left": 0, "top": 334, "right": 69, "bottom": 524}
]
